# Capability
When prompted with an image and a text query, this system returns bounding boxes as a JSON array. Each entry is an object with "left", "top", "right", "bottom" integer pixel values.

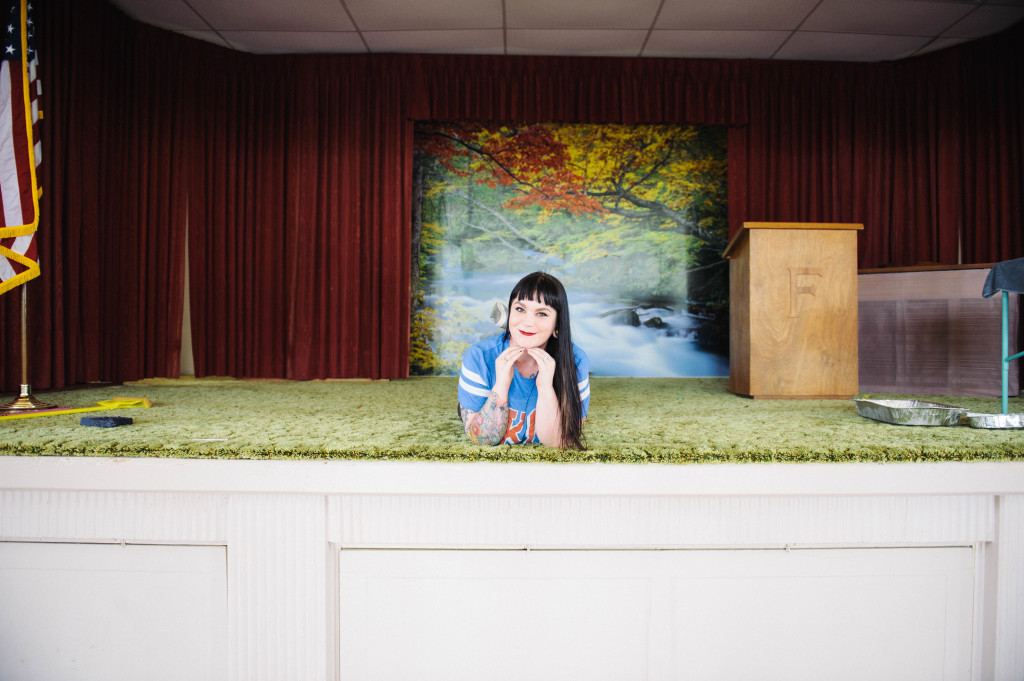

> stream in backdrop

[{"left": 424, "top": 267, "right": 729, "bottom": 378}]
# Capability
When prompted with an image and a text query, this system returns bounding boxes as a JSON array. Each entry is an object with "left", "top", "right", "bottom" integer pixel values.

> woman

[{"left": 457, "top": 272, "right": 590, "bottom": 449}]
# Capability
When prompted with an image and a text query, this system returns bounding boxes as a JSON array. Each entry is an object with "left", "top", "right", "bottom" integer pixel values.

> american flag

[{"left": 0, "top": 0, "right": 40, "bottom": 296}]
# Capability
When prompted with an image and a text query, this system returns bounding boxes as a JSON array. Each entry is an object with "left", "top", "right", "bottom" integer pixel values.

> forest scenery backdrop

[{"left": 410, "top": 122, "right": 729, "bottom": 378}]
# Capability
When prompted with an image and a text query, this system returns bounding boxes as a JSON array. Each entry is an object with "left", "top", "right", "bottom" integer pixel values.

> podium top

[{"left": 723, "top": 222, "right": 864, "bottom": 259}]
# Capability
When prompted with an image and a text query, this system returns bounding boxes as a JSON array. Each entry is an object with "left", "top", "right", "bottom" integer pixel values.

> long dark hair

[{"left": 504, "top": 272, "right": 586, "bottom": 450}]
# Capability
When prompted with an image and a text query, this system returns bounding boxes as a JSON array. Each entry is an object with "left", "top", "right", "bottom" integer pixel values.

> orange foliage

[{"left": 415, "top": 122, "right": 606, "bottom": 217}]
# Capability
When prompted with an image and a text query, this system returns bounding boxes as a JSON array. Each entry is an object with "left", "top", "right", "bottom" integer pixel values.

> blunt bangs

[{"left": 509, "top": 272, "right": 565, "bottom": 313}]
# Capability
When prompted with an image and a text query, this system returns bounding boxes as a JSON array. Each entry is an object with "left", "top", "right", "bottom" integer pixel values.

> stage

[
  {"left": 1, "top": 377, "right": 1022, "bottom": 462},
  {"left": 3, "top": 378, "right": 1024, "bottom": 680}
]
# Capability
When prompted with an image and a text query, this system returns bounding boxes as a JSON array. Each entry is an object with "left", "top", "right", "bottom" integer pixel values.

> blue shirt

[{"left": 457, "top": 334, "right": 591, "bottom": 444}]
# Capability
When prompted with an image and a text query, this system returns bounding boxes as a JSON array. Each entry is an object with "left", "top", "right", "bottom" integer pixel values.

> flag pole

[{"left": 0, "top": 283, "right": 56, "bottom": 413}]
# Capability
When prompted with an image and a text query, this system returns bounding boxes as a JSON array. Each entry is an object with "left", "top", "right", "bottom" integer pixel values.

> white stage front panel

[
  {"left": 338, "top": 547, "right": 973, "bottom": 681},
  {"left": 0, "top": 542, "right": 228, "bottom": 681}
]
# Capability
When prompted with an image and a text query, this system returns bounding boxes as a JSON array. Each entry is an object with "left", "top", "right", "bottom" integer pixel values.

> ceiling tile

[
  {"left": 644, "top": 30, "right": 790, "bottom": 59},
  {"left": 179, "top": 30, "right": 235, "bottom": 49},
  {"left": 364, "top": 29, "right": 506, "bottom": 54},
  {"left": 505, "top": 0, "right": 662, "bottom": 30},
  {"left": 507, "top": 29, "right": 647, "bottom": 56},
  {"left": 942, "top": 5, "right": 1024, "bottom": 38},
  {"left": 911, "top": 35, "right": 972, "bottom": 56},
  {"left": 656, "top": 0, "right": 819, "bottom": 31},
  {"left": 803, "top": 0, "right": 972, "bottom": 36},
  {"left": 187, "top": 0, "right": 356, "bottom": 31},
  {"left": 220, "top": 31, "right": 368, "bottom": 53},
  {"left": 107, "top": 0, "right": 209, "bottom": 31},
  {"left": 776, "top": 31, "right": 932, "bottom": 61},
  {"left": 106, "top": 0, "right": 1024, "bottom": 60},
  {"left": 343, "top": 0, "right": 503, "bottom": 31}
]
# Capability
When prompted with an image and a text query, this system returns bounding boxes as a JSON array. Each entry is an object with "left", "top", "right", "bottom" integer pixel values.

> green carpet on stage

[{"left": 1, "top": 377, "right": 1022, "bottom": 463}]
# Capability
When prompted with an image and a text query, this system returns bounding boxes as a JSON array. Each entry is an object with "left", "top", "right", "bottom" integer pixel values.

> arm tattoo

[{"left": 462, "top": 391, "right": 510, "bottom": 446}]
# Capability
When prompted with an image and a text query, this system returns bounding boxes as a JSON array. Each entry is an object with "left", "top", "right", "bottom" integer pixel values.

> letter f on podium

[{"left": 788, "top": 267, "right": 823, "bottom": 318}]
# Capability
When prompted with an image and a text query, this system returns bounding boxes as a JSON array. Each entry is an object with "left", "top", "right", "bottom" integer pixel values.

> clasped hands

[{"left": 494, "top": 345, "right": 556, "bottom": 394}]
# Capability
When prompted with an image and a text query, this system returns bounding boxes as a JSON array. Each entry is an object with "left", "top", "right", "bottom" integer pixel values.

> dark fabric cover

[
  {"left": 80, "top": 416, "right": 133, "bottom": 428},
  {"left": 983, "top": 258, "right": 1024, "bottom": 297}
]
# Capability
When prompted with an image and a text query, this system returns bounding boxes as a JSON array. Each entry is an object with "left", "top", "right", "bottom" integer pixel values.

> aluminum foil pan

[
  {"left": 853, "top": 399, "right": 966, "bottom": 427},
  {"left": 965, "top": 412, "right": 1024, "bottom": 429}
]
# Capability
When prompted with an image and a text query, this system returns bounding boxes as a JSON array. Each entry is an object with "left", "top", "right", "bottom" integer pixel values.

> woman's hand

[
  {"left": 463, "top": 346, "right": 522, "bottom": 446},
  {"left": 527, "top": 347, "right": 561, "bottom": 447},
  {"left": 493, "top": 345, "right": 523, "bottom": 397},
  {"left": 526, "top": 347, "right": 556, "bottom": 390}
]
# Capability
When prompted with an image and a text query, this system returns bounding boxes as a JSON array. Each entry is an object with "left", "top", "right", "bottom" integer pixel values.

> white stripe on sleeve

[
  {"left": 578, "top": 376, "right": 590, "bottom": 401},
  {"left": 460, "top": 364, "right": 486, "bottom": 387},
  {"left": 459, "top": 377, "right": 492, "bottom": 398}
]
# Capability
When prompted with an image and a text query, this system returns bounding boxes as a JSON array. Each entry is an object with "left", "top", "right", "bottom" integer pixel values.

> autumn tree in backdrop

[{"left": 410, "top": 121, "right": 728, "bottom": 375}]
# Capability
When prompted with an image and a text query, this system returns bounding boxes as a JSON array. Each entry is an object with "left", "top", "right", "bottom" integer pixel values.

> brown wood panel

[
  {"left": 859, "top": 263, "right": 994, "bottom": 275},
  {"left": 858, "top": 268, "right": 1020, "bottom": 396},
  {"left": 743, "top": 222, "right": 867, "bottom": 231},
  {"left": 728, "top": 236, "right": 751, "bottom": 396},
  {"left": 727, "top": 223, "right": 860, "bottom": 399},
  {"left": 724, "top": 221, "right": 863, "bottom": 259}
]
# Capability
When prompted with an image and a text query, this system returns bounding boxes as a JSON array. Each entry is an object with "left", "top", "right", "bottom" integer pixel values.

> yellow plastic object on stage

[{"left": 0, "top": 397, "right": 152, "bottom": 421}]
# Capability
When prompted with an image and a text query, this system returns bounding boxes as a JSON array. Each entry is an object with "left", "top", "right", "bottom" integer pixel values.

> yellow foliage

[
  {"left": 409, "top": 307, "right": 442, "bottom": 375},
  {"left": 409, "top": 298, "right": 483, "bottom": 376}
]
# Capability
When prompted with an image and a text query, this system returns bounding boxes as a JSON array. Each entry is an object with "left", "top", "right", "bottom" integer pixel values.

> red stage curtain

[
  {"left": 185, "top": 54, "right": 411, "bottom": 379},
  {"left": 2, "top": 2, "right": 1021, "bottom": 390},
  {"left": 954, "top": 32, "right": 1024, "bottom": 263},
  {"left": 405, "top": 54, "right": 746, "bottom": 125},
  {"left": 1, "top": 0, "right": 188, "bottom": 391},
  {"left": 729, "top": 31, "right": 1024, "bottom": 267},
  {"left": 185, "top": 53, "right": 742, "bottom": 381}
]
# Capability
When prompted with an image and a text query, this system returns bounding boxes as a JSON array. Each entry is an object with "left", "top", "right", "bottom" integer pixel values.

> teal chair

[{"left": 983, "top": 258, "right": 1024, "bottom": 414}]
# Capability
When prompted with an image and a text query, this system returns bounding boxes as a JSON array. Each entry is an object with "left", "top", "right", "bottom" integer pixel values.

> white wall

[
  {"left": 0, "top": 542, "right": 227, "bottom": 681},
  {"left": 1, "top": 457, "right": 1023, "bottom": 681},
  {"left": 339, "top": 547, "right": 973, "bottom": 681}
]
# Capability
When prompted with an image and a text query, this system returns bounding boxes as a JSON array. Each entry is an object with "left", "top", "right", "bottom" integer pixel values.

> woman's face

[{"left": 508, "top": 297, "right": 558, "bottom": 349}]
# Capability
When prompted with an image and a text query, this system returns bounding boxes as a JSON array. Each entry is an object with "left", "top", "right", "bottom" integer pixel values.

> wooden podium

[{"left": 723, "top": 222, "right": 863, "bottom": 399}]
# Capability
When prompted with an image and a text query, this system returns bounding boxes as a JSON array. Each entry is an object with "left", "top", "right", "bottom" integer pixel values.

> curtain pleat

[
  {"left": 956, "top": 32, "right": 1024, "bottom": 262},
  {"left": 407, "top": 55, "right": 743, "bottom": 125},
  {"left": 2, "top": 1, "right": 1021, "bottom": 389},
  {"left": 729, "top": 40, "right": 1023, "bottom": 268},
  {"left": 187, "top": 55, "right": 412, "bottom": 380},
  {"left": 187, "top": 57, "right": 290, "bottom": 378},
  {"left": 1, "top": 0, "right": 188, "bottom": 391}
]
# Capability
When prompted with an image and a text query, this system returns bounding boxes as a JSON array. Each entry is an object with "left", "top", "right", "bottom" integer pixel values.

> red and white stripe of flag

[{"left": 0, "top": 0, "right": 40, "bottom": 296}]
